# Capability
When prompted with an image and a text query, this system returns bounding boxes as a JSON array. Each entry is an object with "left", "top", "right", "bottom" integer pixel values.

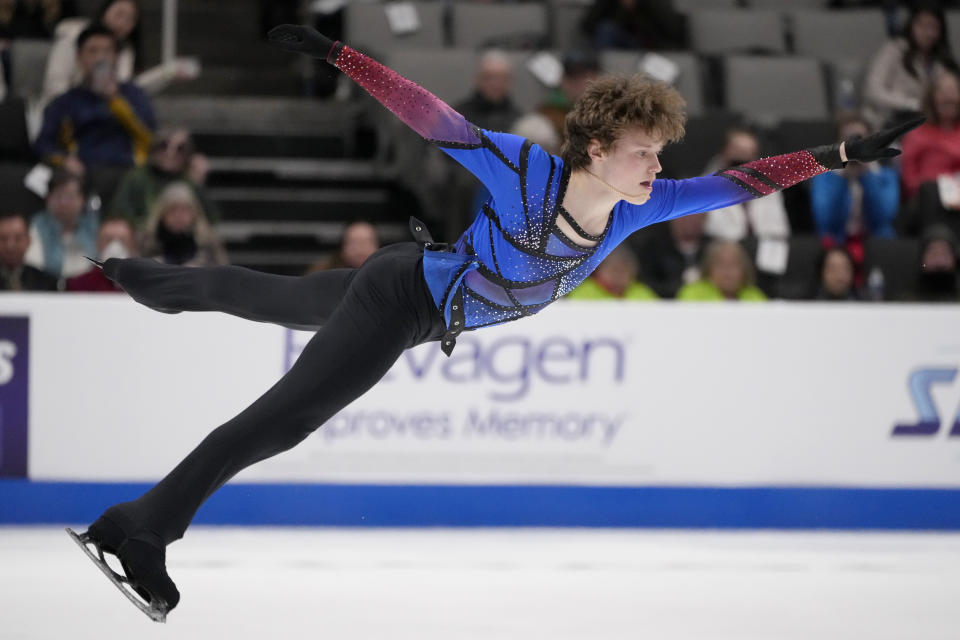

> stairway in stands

[{"left": 138, "top": 0, "right": 420, "bottom": 274}]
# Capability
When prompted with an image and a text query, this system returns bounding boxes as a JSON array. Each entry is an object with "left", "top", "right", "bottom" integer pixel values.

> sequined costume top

[{"left": 329, "top": 43, "right": 842, "bottom": 354}]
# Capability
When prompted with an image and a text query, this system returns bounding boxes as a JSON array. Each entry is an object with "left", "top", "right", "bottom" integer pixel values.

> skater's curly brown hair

[{"left": 562, "top": 74, "right": 686, "bottom": 170}]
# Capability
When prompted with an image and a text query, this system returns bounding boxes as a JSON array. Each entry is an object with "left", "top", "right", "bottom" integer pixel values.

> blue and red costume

[{"left": 328, "top": 43, "right": 840, "bottom": 352}]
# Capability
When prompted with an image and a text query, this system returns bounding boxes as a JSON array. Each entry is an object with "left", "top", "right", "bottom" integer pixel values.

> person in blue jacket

[
  {"left": 68, "top": 25, "right": 923, "bottom": 621},
  {"left": 809, "top": 114, "right": 900, "bottom": 247},
  {"left": 34, "top": 24, "right": 155, "bottom": 177}
]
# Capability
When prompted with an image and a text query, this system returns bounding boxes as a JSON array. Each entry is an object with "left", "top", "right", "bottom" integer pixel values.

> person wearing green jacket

[
  {"left": 568, "top": 245, "right": 658, "bottom": 300},
  {"left": 677, "top": 240, "right": 767, "bottom": 301}
]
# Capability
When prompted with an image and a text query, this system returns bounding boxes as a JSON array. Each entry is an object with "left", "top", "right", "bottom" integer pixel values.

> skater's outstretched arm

[
  {"left": 269, "top": 25, "right": 527, "bottom": 191},
  {"left": 627, "top": 116, "right": 925, "bottom": 228}
]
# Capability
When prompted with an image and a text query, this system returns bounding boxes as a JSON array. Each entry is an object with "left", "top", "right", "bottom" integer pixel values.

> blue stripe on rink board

[{"left": 2, "top": 481, "right": 960, "bottom": 529}]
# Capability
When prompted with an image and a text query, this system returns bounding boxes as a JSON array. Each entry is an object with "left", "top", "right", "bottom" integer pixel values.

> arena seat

[
  {"left": 549, "top": 0, "right": 590, "bottom": 51},
  {"left": 450, "top": 2, "right": 549, "bottom": 50},
  {"left": 0, "top": 97, "right": 32, "bottom": 162},
  {"left": 0, "top": 162, "right": 42, "bottom": 215},
  {"left": 689, "top": 10, "right": 786, "bottom": 55},
  {"left": 385, "top": 49, "right": 477, "bottom": 106},
  {"left": 724, "top": 56, "right": 829, "bottom": 121},
  {"left": 864, "top": 237, "right": 921, "bottom": 301},
  {"left": 790, "top": 10, "right": 887, "bottom": 63},
  {"left": 599, "top": 51, "right": 706, "bottom": 118},
  {"left": 345, "top": 2, "right": 447, "bottom": 54},
  {"left": 673, "top": 0, "right": 739, "bottom": 11},
  {"left": 947, "top": 11, "right": 960, "bottom": 57},
  {"left": 10, "top": 39, "right": 52, "bottom": 102}
]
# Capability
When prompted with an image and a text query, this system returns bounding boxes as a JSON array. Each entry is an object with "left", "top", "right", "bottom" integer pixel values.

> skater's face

[
  {"left": 0, "top": 216, "right": 30, "bottom": 269},
  {"left": 588, "top": 128, "right": 663, "bottom": 205}
]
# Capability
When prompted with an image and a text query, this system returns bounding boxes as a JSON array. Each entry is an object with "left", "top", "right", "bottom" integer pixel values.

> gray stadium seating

[
  {"left": 385, "top": 49, "right": 550, "bottom": 114},
  {"left": 345, "top": 2, "right": 447, "bottom": 54},
  {"left": 724, "top": 56, "right": 829, "bottom": 121},
  {"left": 10, "top": 39, "right": 52, "bottom": 102},
  {"left": 0, "top": 97, "right": 32, "bottom": 162},
  {"left": 864, "top": 237, "right": 921, "bottom": 301},
  {"left": 749, "top": 0, "right": 827, "bottom": 8},
  {"left": 673, "top": 0, "right": 739, "bottom": 11},
  {"left": 450, "top": 2, "right": 549, "bottom": 50},
  {"left": 386, "top": 49, "right": 477, "bottom": 107},
  {"left": 549, "top": 0, "right": 590, "bottom": 51},
  {"left": 689, "top": 10, "right": 786, "bottom": 55},
  {"left": 947, "top": 11, "right": 960, "bottom": 58},
  {"left": 599, "top": 51, "right": 705, "bottom": 118},
  {"left": 790, "top": 10, "right": 888, "bottom": 62}
]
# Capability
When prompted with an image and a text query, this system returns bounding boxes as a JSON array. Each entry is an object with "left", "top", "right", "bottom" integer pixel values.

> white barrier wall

[{"left": 2, "top": 294, "right": 960, "bottom": 487}]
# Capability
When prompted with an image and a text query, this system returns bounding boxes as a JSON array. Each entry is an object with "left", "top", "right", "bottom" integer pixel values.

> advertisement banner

[
  {"left": 0, "top": 316, "right": 28, "bottom": 477},
  {"left": 4, "top": 296, "right": 960, "bottom": 488}
]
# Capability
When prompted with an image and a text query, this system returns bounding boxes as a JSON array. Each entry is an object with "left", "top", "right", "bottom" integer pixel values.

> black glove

[
  {"left": 267, "top": 24, "right": 336, "bottom": 61},
  {"left": 843, "top": 115, "right": 925, "bottom": 163}
]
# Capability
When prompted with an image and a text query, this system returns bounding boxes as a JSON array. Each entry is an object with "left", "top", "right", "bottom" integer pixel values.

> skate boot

[
  {"left": 67, "top": 507, "right": 180, "bottom": 622},
  {"left": 101, "top": 258, "right": 183, "bottom": 315}
]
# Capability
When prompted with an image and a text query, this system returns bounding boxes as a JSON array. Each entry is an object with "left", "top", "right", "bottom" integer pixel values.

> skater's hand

[
  {"left": 268, "top": 24, "right": 336, "bottom": 61},
  {"left": 841, "top": 115, "right": 925, "bottom": 164}
]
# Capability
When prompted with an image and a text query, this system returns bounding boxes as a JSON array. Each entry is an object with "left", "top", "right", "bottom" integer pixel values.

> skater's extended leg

[
  {"left": 104, "top": 258, "right": 357, "bottom": 330},
  {"left": 81, "top": 244, "right": 443, "bottom": 615}
]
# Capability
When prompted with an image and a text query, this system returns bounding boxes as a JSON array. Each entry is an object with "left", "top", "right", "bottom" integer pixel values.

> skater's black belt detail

[{"left": 409, "top": 216, "right": 465, "bottom": 356}]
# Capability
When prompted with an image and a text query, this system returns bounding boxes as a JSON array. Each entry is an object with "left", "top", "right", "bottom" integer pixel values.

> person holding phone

[{"left": 34, "top": 24, "right": 155, "bottom": 184}]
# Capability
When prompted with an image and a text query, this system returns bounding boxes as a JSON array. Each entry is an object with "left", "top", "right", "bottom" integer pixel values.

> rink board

[{"left": 2, "top": 294, "right": 960, "bottom": 527}]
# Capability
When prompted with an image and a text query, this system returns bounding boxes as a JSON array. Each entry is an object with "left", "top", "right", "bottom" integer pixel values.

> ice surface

[{"left": 2, "top": 527, "right": 958, "bottom": 639}]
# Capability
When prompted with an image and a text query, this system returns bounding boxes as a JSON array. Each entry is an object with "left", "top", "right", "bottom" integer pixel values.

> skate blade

[{"left": 65, "top": 527, "right": 169, "bottom": 623}]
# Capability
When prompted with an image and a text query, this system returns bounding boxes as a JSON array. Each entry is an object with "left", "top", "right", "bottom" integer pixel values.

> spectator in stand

[
  {"left": 702, "top": 127, "right": 791, "bottom": 244},
  {"left": 307, "top": 220, "right": 380, "bottom": 272},
  {"left": 908, "top": 224, "right": 960, "bottom": 302},
  {"left": 809, "top": 113, "right": 899, "bottom": 278},
  {"left": 140, "top": 182, "right": 226, "bottom": 267},
  {"left": 810, "top": 247, "right": 861, "bottom": 301},
  {"left": 677, "top": 240, "right": 767, "bottom": 302},
  {"left": 41, "top": 0, "right": 196, "bottom": 107},
  {"left": 0, "top": 0, "right": 72, "bottom": 40},
  {"left": 863, "top": 4, "right": 957, "bottom": 130},
  {"left": 66, "top": 215, "right": 135, "bottom": 291},
  {"left": 701, "top": 127, "right": 790, "bottom": 293},
  {"left": 0, "top": 211, "right": 58, "bottom": 290},
  {"left": 24, "top": 169, "right": 97, "bottom": 279},
  {"left": 530, "top": 52, "right": 600, "bottom": 145},
  {"left": 454, "top": 51, "right": 521, "bottom": 135},
  {"left": 34, "top": 24, "right": 155, "bottom": 195},
  {"left": 634, "top": 211, "right": 708, "bottom": 299},
  {"left": 580, "top": 0, "right": 685, "bottom": 51},
  {"left": 110, "top": 126, "right": 218, "bottom": 229},
  {"left": 567, "top": 245, "right": 657, "bottom": 300},
  {"left": 901, "top": 70, "right": 960, "bottom": 196},
  {"left": 899, "top": 70, "right": 960, "bottom": 239}
]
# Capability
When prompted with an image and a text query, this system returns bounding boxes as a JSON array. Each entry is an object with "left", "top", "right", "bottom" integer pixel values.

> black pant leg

[
  {"left": 106, "top": 245, "right": 443, "bottom": 544},
  {"left": 106, "top": 259, "right": 357, "bottom": 330}
]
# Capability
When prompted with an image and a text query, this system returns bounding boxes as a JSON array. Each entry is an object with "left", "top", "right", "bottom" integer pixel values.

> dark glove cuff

[
  {"left": 326, "top": 41, "right": 344, "bottom": 65},
  {"left": 808, "top": 142, "right": 845, "bottom": 171}
]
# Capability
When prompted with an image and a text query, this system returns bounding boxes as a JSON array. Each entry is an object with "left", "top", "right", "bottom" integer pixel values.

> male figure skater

[{"left": 68, "top": 25, "right": 921, "bottom": 622}]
